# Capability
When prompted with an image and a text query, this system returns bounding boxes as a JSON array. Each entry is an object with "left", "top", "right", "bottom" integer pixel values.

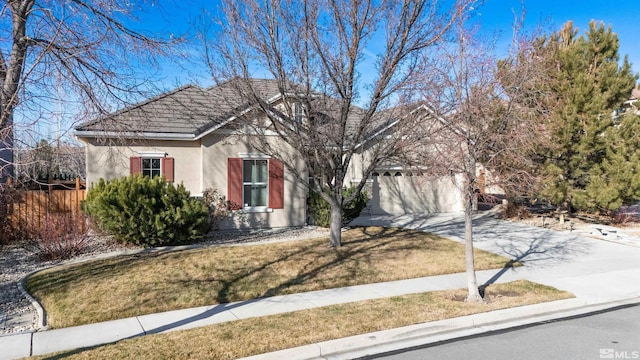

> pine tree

[
  {"left": 538, "top": 21, "right": 638, "bottom": 212},
  {"left": 586, "top": 111, "right": 640, "bottom": 211}
]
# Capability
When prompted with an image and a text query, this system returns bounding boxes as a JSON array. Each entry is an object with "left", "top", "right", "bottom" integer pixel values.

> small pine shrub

[
  {"left": 84, "top": 175, "right": 209, "bottom": 247},
  {"left": 308, "top": 187, "right": 369, "bottom": 227},
  {"left": 24, "top": 213, "right": 90, "bottom": 261}
]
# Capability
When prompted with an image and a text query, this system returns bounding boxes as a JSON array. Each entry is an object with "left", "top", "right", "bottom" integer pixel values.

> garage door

[{"left": 368, "top": 171, "right": 463, "bottom": 215}]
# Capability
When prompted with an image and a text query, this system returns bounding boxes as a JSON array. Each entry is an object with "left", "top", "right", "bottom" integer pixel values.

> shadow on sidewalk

[{"left": 353, "top": 212, "right": 593, "bottom": 291}]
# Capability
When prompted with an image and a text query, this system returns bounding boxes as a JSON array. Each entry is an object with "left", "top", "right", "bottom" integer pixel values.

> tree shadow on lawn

[
  {"left": 29, "top": 225, "right": 513, "bottom": 330},
  {"left": 128, "top": 226, "right": 495, "bottom": 337},
  {"left": 29, "top": 227, "right": 425, "bottom": 307},
  {"left": 212, "top": 226, "right": 426, "bottom": 303}
]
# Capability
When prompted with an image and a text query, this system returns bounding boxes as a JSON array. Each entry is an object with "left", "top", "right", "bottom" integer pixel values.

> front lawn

[
  {"left": 27, "top": 227, "right": 517, "bottom": 328},
  {"left": 31, "top": 280, "right": 572, "bottom": 360}
]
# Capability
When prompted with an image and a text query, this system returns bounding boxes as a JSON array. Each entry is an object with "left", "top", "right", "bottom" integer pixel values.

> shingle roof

[
  {"left": 75, "top": 78, "right": 408, "bottom": 142},
  {"left": 76, "top": 85, "right": 217, "bottom": 134},
  {"left": 75, "top": 79, "right": 284, "bottom": 136}
]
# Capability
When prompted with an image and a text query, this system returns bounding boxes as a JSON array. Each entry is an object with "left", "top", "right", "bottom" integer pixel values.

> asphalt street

[{"left": 371, "top": 303, "right": 640, "bottom": 360}]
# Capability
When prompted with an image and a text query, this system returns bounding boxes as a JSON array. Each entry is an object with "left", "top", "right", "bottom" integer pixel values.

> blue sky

[
  {"left": 26, "top": 0, "right": 640, "bottom": 143},
  {"left": 139, "top": 0, "right": 640, "bottom": 87},
  {"left": 477, "top": 0, "right": 639, "bottom": 70}
]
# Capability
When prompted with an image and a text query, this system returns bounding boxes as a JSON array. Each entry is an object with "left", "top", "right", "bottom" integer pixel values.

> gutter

[{"left": 74, "top": 131, "right": 195, "bottom": 141}]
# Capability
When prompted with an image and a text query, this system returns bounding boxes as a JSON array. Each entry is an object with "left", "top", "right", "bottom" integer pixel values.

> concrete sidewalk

[{"left": 2, "top": 213, "right": 640, "bottom": 359}]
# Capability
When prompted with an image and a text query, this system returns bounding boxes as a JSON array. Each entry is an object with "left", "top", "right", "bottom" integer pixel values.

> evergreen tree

[
  {"left": 586, "top": 111, "right": 640, "bottom": 211},
  {"left": 538, "top": 21, "right": 638, "bottom": 212}
]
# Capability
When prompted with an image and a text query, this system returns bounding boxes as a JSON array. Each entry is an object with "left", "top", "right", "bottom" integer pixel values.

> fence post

[{"left": 75, "top": 177, "right": 80, "bottom": 214}]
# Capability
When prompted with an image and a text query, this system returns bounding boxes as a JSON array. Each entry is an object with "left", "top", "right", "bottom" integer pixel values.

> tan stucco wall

[
  {"left": 349, "top": 136, "right": 465, "bottom": 214},
  {"left": 201, "top": 132, "right": 307, "bottom": 229},
  {"left": 369, "top": 173, "right": 464, "bottom": 214},
  {"left": 477, "top": 163, "right": 505, "bottom": 195},
  {"left": 80, "top": 133, "right": 308, "bottom": 230},
  {"left": 81, "top": 138, "right": 202, "bottom": 192}
]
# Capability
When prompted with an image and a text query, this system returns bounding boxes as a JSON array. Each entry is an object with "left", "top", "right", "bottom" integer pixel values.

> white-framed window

[
  {"left": 130, "top": 152, "right": 174, "bottom": 182},
  {"left": 228, "top": 154, "right": 282, "bottom": 212},
  {"left": 294, "top": 102, "right": 304, "bottom": 123},
  {"left": 142, "top": 158, "right": 162, "bottom": 178},
  {"left": 243, "top": 159, "right": 268, "bottom": 208}
]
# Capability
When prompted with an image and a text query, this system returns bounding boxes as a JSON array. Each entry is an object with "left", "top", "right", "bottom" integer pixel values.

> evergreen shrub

[
  {"left": 308, "top": 187, "right": 368, "bottom": 227},
  {"left": 84, "top": 175, "right": 209, "bottom": 247}
]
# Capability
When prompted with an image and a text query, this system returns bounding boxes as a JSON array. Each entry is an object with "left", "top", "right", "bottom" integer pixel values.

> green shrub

[
  {"left": 84, "top": 175, "right": 209, "bottom": 247},
  {"left": 308, "top": 187, "right": 369, "bottom": 227}
]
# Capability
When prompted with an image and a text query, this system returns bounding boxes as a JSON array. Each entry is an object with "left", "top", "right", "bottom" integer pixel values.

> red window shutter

[
  {"left": 162, "top": 157, "right": 175, "bottom": 182},
  {"left": 130, "top": 157, "right": 141, "bottom": 175},
  {"left": 227, "top": 158, "right": 243, "bottom": 210},
  {"left": 269, "top": 158, "right": 284, "bottom": 209}
]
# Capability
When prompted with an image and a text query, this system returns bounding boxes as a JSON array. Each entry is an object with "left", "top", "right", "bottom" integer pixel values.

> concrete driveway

[{"left": 350, "top": 212, "right": 640, "bottom": 303}]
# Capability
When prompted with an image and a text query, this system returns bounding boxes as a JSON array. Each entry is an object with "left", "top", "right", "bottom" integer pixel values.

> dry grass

[
  {"left": 32, "top": 280, "right": 573, "bottom": 360},
  {"left": 27, "top": 227, "right": 517, "bottom": 328}
]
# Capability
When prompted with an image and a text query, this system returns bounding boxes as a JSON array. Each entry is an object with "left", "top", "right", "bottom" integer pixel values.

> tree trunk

[
  {"left": 464, "top": 155, "right": 483, "bottom": 303},
  {"left": 329, "top": 200, "right": 342, "bottom": 247},
  {"left": 464, "top": 194, "right": 483, "bottom": 302}
]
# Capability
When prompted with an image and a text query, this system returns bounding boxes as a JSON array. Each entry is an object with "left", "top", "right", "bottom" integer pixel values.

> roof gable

[
  {"left": 74, "top": 78, "right": 415, "bottom": 143},
  {"left": 75, "top": 79, "right": 284, "bottom": 138}
]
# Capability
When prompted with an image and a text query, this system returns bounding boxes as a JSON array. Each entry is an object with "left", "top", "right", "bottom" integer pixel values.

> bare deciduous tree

[
  {"left": 0, "top": 0, "right": 179, "bottom": 184},
  {"left": 14, "top": 139, "right": 85, "bottom": 185},
  {"left": 204, "top": 0, "right": 474, "bottom": 247},
  {"left": 414, "top": 15, "right": 550, "bottom": 301}
]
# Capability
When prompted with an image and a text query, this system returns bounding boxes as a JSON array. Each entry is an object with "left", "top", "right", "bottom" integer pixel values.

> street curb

[
  {"left": 239, "top": 296, "right": 640, "bottom": 360},
  {"left": 9, "top": 235, "right": 323, "bottom": 335},
  {"left": 18, "top": 271, "right": 47, "bottom": 331}
]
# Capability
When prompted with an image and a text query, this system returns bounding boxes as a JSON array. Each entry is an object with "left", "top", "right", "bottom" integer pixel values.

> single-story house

[{"left": 75, "top": 79, "right": 466, "bottom": 229}]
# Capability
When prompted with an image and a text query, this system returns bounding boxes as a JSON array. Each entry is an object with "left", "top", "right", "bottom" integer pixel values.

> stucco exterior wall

[
  {"left": 80, "top": 133, "right": 308, "bottom": 230},
  {"left": 368, "top": 173, "right": 464, "bottom": 214},
  {"left": 201, "top": 132, "right": 307, "bottom": 229},
  {"left": 351, "top": 135, "right": 465, "bottom": 214},
  {"left": 81, "top": 138, "right": 202, "bottom": 193}
]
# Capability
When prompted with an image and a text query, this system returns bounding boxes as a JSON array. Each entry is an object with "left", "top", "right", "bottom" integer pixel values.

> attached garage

[{"left": 368, "top": 171, "right": 464, "bottom": 215}]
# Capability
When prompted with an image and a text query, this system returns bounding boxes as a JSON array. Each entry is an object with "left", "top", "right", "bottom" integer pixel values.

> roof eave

[
  {"left": 75, "top": 130, "right": 196, "bottom": 141},
  {"left": 354, "top": 104, "right": 432, "bottom": 150},
  {"left": 193, "top": 93, "right": 284, "bottom": 140}
]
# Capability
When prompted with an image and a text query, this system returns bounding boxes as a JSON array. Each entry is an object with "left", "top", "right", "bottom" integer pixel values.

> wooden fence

[{"left": 5, "top": 177, "right": 86, "bottom": 230}]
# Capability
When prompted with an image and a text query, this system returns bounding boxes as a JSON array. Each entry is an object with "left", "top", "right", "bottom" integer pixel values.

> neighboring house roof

[
  {"left": 621, "top": 88, "right": 640, "bottom": 116},
  {"left": 75, "top": 78, "right": 415, "bottom": 143}
]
